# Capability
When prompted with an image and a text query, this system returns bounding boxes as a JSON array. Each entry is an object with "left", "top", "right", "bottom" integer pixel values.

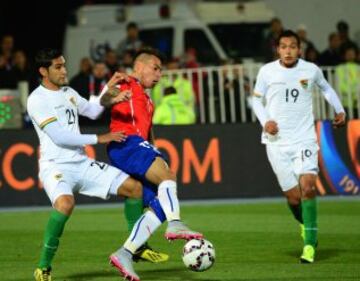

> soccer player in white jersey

[
  {"left": 252, "top": 30, "right": 346, "bottom": 263},
  {"left": 28, "top": 48, "right": 148, "bottom": 281}
]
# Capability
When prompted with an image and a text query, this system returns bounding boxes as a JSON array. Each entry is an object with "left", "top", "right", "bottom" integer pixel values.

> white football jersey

[
  {"left": 27, "top": 85, "right": 90, "bottom": 162},
  {"left": 254, "top": 59, "right": 328, "bottom": 145}
]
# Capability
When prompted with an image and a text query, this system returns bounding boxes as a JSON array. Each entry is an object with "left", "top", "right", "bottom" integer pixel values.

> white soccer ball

[{"left": 182, "top": 239, "right": 215, "bottom": 272}]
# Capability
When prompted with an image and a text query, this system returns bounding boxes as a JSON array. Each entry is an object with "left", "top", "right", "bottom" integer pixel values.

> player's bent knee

[
  {"left": 148, "top": 157, "right": 177, "bottom": 183},
  {"left": 301, "top": 184, "right": 316, "bottom": 198},
  {"left": 117, "top": 178, "right": 143, "bottom": 198},
  {"left": 131, "top": 181, "right": 143, "bottom": 198},
  {"left": 300, "top": 175, "right": 317, "bottom": 198},
  {"left": 54, "top": 195, "right": 75, "bottom": 215}
]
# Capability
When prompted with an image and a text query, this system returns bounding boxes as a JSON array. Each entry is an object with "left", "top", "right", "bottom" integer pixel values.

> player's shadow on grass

[
  {"left": 135, "top": 266, "right": 194, "bottom": 280},
  {"left": 65, "top": 266, "right": 197, "bottom": 280},
  {"left": 140, "top": 267, "right": 230, "bottom": 281},
  {"left": 315, "top": 248, "right": 340, "bottom": 262},
  {"left": 285, "top": 247, "right": 340, "bottom": 262},
  {"left": 65, "top": 270, "right": 115, "bottom": 280}
]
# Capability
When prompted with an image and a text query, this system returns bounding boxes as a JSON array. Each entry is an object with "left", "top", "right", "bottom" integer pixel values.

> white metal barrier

[{"left": 154, "top": 64, "right": 360, "bottom": 123}]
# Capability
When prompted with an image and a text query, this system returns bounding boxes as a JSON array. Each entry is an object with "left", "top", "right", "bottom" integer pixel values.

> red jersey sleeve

[{"left": 110, "top": 77, "right": 154, "bottom": 140}]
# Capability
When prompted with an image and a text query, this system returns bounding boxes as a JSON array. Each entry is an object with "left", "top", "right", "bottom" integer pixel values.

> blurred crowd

[
  {"left": 0, "top": 19, "right": 359, "bottom": 127},
  {"left": 263, "top": 18, "right": 359, "bottom": 66}
]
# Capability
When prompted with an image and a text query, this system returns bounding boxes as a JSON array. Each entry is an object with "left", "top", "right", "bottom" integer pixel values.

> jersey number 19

[{"left": 285, "top": 88, "right": 299, "bottom": 103}]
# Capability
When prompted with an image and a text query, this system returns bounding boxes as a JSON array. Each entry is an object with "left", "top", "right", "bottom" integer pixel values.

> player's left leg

[
  {"left": 109, "top": 193, "right": 195, "bottom": 280},
  {"left": 299, "top": 173, "right": 317, "bottom": 263},
  {"left": 110, "top": 210, "right": 162, "bottom": 281},
  {"left": 122, "top": 196, "right": 168, "bottom": 263},
  {"left": 145, "top": 157, "right": 203, "bottom": 240},
  {"left": 106, "top": 138, "right": 170, "bottom": 261},
  {"left": 294, "top": 141, "right": 319, "bottom": 263},
  {"left": 103, "top": 169, "right": 169, "bottom": 263}
]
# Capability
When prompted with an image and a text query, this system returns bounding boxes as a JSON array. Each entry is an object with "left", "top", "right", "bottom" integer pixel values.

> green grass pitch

[{"left": 1, "top": 198, "right": 359, "bottom": 281}]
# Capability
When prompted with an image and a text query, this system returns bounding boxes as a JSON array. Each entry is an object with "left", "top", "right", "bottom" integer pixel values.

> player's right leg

[
  {"left": 132, "top": 185, "right": 169, "bottom": 263},
  {"left": 145, "top": 157, "right": 203, "bottom": 241},
  {"left": 266, "top": 145, "right": 306, "bottom": 249},
  {"left": 284, "top": 187, "right": 303, "bottom": 224},
  {"left": 266, "top": 144, "right": 303, "bottom": 223},
  {"left": 34, "top": 182, "right": 75, "bottom": 281},
  {"left": 283, "top": 187, "right": 305, "bottom": 241}
]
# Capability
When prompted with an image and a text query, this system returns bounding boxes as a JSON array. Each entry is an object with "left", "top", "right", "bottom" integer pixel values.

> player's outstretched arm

[
  {"left": 44, "top": 121, "right": 98, "bottom": 147},
  {"left": 43, "top": 121, "right": 126, "bottom": 147},
  {"left": 97, "top": 131, "right": 127, "bottom": 144}
]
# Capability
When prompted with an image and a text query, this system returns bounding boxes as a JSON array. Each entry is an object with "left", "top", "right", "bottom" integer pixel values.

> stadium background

[
  {"left": 1, "top": 0, "right": 360, "bottom": 59},
  {"left": 0, "top": 1, "right": 359, "bottom": 281},
  {"left": 0, "top": 0, "right": 359, "bottom": 205}
]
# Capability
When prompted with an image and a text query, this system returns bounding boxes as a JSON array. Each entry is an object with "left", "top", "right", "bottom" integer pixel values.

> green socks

[
  {"left": 124, "top": 198, "right": 143, "bottom": 232},
  {"left": 302, "top": 198, "right": 318, "bottom": 246},
  {"left": 288, "top": 203, "right": 303, "bottom": 224},
  {"left": 38, "top": 210, "right": 69, "bottom": 269}
]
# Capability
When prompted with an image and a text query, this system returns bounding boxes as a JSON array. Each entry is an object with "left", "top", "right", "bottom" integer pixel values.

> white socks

[
  {"left": 124, "top": 211, "right": 162, "bottom": 253},
  {"left": 158, "top": 180, "right": 180, "bottom": 221}
]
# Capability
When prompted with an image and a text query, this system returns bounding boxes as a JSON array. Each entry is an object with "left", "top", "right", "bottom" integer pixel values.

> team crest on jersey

[
  {"left": 300, "top": 79, "right": 309, "bottom": 90},
  {"left": 54, "top": 174, "right": 63, "bottom": 180},
  {"left": 69, "top": 97, "right": 76, "bottom": 106}
]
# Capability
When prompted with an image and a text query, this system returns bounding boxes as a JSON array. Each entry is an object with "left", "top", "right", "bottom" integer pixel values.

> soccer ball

[{"left": 182, "top": 239, "right": 215, "bottom": 272}]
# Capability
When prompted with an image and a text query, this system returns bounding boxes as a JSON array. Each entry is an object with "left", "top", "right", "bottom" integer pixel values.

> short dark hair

[
  {"left": 276, "top": 30, "right": 301, "bottom": 47},
  {"left": 164, "top": 86, "right": 176, "bottom": 96},
  {"left": 35, "top": 48, "right": 62, "bottom": 69},
  {"left": 270, "top": 17, "right": 281, "bottom": 25},
  {"left": 134, "top": 47, "right": 165, "bottom": 64},
  {"left": 127, "top": 22, "right": 138, "bottom": 30},
  {"left": 337, "top": 20, "right": 349, "bottom": 32}
]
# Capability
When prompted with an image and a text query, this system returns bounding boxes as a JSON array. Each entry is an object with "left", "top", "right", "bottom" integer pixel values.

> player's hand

[
  {"left": 97, "top": 131, "right": 127, "bottom": 144},
  {"left": 107, "top": 72, "right": 129, "bottom": 88},
  {"left": 111, "top": 90, "right": 132, "bottom": 104},
  {"left": 333, "top": 112, "right": 346, "bottom": 128},
  {"left": 264, "top": 120, "right": 279, "bottom": 135}
]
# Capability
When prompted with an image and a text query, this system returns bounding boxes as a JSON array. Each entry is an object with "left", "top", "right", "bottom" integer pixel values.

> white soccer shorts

[
  {"left": 39, "top": 157, "right": 129, "bottom": 204},
  {"left": 265, "top": 141, "right": 319, "bottom": 191}
]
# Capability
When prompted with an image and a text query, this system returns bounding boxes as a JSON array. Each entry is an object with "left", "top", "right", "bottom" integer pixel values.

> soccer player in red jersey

[{"left": 100, "top": 48, "right": 203, "bottom": 280}]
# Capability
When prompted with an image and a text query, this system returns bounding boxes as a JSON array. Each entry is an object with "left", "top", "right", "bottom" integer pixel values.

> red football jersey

[{"left": 110, "top": 77, "right": 154, "bottom": 140}]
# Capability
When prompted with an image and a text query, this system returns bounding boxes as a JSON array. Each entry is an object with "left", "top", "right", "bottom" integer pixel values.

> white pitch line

[{"left": 0, "top": 195, "right": 359, "bottom": 213}]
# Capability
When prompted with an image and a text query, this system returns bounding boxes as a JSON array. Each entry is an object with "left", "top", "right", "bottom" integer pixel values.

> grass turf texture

[{"left": 0, "top": 199, "right": 359, "bottom": 281}]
